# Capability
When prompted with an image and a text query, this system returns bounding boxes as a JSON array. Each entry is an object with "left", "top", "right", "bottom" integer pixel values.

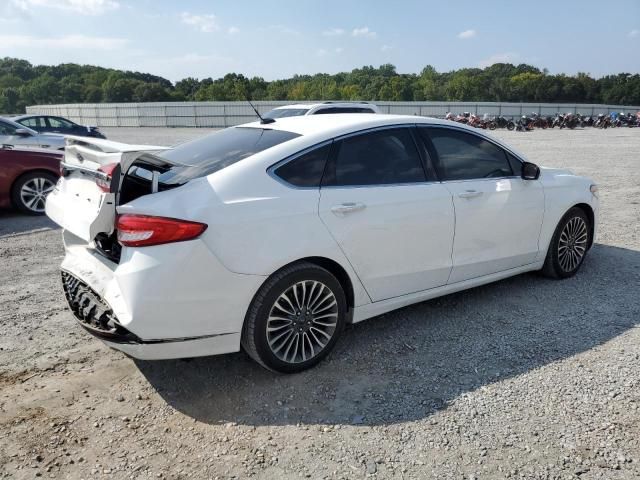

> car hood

[{"left": 539, "top": 166, "right": 574, "bottom": 176}]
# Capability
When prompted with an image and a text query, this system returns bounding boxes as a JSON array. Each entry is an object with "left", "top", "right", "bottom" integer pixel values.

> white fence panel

[{"left": 26, "top": 101, "right": 640, "bottom": 127}]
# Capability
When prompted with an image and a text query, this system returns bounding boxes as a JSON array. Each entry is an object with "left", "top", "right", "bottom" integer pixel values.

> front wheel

[
  {"left": 541, "top": 207, "right": 591, "bottom": 279},
  {"left": 11, "top": 171, "right": 57, "bottom": 215},
  {"left": 241, "top": 262, "right": 347, "bottom": 373}
]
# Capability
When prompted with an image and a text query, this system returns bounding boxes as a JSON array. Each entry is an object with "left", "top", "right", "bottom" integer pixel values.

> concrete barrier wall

[{"left": 26, "top": 101, "right": 640, "bottom": 128}]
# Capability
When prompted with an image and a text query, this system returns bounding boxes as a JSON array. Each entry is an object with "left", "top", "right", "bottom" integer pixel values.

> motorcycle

[
  {"left": 492, "top": 115, "right": 515, "bottom": 130},
  {"left": 515, "top": 115, "right": 534, "bottom": 131},
  {"left": 552, "top": 113, "right": 565, "bottom": 128},
  {"left": 530, "top": 113, "right": 548, "bottom": 129},
  {"left": 454, "top": 112, "right": 471, "bottom": 124},
  {"left": 594, "top": 114, "right": 609, "bottom": 129},
  {"left": 561, "top": 113, "right": 579, "bottom": 129}
]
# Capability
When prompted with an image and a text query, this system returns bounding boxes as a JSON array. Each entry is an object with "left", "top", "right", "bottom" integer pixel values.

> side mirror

[
  {"left": 15, "top": 128, "right": 32, "bottom": 137},
  {"left": 521, "top": 161, "right": 540, "bottom": 180}
]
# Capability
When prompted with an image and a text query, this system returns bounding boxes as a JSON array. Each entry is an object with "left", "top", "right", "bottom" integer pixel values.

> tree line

[{"left": 1, "top": 57, "right": 639, "bottom": 114}]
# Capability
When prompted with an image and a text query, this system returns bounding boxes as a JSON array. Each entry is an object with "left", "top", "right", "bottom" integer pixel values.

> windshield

[
  {"left": 263, "top": 108, "right": 309, "bottom": 120},
  {"left": 158, "top": 126, "right": 300, "bottom": 184}
]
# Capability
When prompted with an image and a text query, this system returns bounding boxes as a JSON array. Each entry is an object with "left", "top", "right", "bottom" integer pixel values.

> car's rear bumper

[
  {"left": 101, "top": 333, "right": 242, "bottom": 360},
  {"left": 59, "top": 230, "right": 265, "bottom": 360}
]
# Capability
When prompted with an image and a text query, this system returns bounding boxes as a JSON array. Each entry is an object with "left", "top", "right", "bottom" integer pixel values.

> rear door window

[
  {"left": 19, "top": 117, "right": 41, "bottom": 129},
  {"left": 323, "top": 128, "right": 426, "bottom": 186}
]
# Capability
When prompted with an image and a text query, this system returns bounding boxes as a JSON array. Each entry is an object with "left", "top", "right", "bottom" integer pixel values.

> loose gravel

[{"left": 1, "top": 127, "right": 639, "bottom": 480}]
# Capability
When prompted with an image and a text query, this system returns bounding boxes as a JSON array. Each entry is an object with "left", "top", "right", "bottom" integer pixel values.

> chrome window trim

[
  {"left": 267, "top": 122, "right": 530, "bottom": 190},
  {"left": 320, "top": 180, "right": 441, "bottom": 190}
]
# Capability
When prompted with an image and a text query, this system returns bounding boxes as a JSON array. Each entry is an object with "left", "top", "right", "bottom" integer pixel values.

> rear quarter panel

[{"left": 118, "top": 153, "right": 372, "bottom": 308}]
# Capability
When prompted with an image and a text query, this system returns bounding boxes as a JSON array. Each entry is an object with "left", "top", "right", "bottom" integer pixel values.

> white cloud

[
  {"left": 352, "top": 27, "right": 377, "bottom": 38},
  {"left": 478, "top": 52, "right": 519, "bottom": 68},
  {"left": 335, "top": 47, "right": 343, "bottom": 54},
  {"left": 629, "top": 29, "right": 639, "bottom": 38},
  {"left": 322, "top": 28, "right": 344, "bottom": 36},
  {"left": 181, "top": 12, "right": 218, "bottom": 33},
  {"left": 316, "top": 48, "right": 328, "bottom": 57},
  {"left": 381, "top": 44, "right": 393, "bottom": 52},
  {"left": 0, "top": 34, "right": 128, "bottom": 50},
  {"left": 228, "top": 26, "right": 240, "bottom": 35},
  {"left": 12, "top": 0, "right": 119, "bottom": 15},
  {"left": 457, "top": 29, "right": 476, "bottom": 39}
]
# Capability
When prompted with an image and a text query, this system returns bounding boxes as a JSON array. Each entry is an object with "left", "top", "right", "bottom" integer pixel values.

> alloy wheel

[
  {"left": 20, "top": 177, "right": 55, "bottom": 213},
  {"left": 266, "top": 280, "right": 338, "bottom": 364},
  {"left": 558, "top": 216, "right": 588, "bottom": 272}
]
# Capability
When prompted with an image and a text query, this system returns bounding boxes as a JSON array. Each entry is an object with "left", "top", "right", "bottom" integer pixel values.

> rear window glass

[
  {"left": 263, "top": 108, "right": 309, "bottom": 119},
  {"left": 159, "top": 127, "right": 300, "bottom": 184}
]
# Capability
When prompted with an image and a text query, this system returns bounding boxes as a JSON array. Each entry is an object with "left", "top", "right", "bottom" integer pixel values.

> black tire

[
  {"left": 11, "top": 171, "right": 57, "bottom": 215},
  {"left": 241, "top": 262, "right": 347, "bottom": 373},
  {"left": 507, "top": 121, "right": 515, "bottom": 131},
  {"left": 541, "top": 207, "right": 591, "bottom": 279}
]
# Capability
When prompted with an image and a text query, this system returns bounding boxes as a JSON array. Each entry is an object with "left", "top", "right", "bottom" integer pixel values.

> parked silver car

[{"left": 0, "top": 117, "right": 66, "bottom": 150}]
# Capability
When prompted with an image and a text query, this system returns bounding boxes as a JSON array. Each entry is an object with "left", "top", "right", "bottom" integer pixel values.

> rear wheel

[
  {"left": 542, "top": 207, "right": 591, "bottom": 279},
  {"left": 241, "top": 262, "right": 347, "bottom": 373},
  {"left": 11, "top": 172, "right": 57, "bottom": 215}
]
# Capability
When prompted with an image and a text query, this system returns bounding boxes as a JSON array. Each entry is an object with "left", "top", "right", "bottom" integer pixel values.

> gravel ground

[{"left": 1, "top": 127, "right": 639, "bottom": 480}]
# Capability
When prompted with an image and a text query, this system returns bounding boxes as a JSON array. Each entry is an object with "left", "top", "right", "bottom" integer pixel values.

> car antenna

[{"left": 246, "top": 95, "right": 275, "bottom": 124}]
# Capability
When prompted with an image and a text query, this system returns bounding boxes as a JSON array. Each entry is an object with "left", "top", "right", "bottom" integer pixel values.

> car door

[
  {"left": 418, "top": 126, "right": 544, "bottom": 284},
  {"left": 46, "top": 117, "right": 73, "bottom": 134},
  {"left": 318, "top": 126, "right": 455, "bottom": 302}
]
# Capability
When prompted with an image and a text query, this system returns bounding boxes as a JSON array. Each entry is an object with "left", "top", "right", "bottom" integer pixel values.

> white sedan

[{"left": 45, "top": 115, "right": 599, "bottom": 373}]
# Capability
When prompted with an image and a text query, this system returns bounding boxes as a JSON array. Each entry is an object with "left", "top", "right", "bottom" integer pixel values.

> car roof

[
  {"left": 239, "top": 113, "right": 529, "bottom": 162},
  {"left": 10, "top": 115, "right": 35, "bottom": 121},
  {"left": 270, "top": 102, "right": 375, "bottom": 110},
  {"left": 242, "top": 113, "right": 445, "bottom": 136}
]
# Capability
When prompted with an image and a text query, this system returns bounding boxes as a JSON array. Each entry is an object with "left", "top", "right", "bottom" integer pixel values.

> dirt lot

[{"left": 1, "top": 127, "right": 639, "bottom": 480}]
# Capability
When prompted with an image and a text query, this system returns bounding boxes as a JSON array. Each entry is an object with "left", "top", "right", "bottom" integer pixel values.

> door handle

[
  {"left": 331, "top": 202, "right": 366, "bottom": 216},
  {"left": 458, "top": 190, "right": 483, "bottom": 199}
]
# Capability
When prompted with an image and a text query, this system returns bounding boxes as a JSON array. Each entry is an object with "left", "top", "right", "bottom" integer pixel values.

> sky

[{"left": 0, "top": 0, "right": 639, "bottom": 83}]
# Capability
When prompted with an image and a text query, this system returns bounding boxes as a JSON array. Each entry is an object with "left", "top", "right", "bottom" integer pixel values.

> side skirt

[{"left": 352, "top": 262, "right": 544, "bottom": 323}]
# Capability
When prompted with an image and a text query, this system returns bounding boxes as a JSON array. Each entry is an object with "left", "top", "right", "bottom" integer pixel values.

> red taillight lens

[
  {"left": 116, "top": 215, "right": 208, "bottom": 247},
  {"left": 96, "top": 163, "right": 118, "bottom": 192}
]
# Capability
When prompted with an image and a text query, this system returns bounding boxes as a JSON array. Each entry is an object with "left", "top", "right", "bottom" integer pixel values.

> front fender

[{"left": 537, "top": 172, "right": 599, "bottom": 260}]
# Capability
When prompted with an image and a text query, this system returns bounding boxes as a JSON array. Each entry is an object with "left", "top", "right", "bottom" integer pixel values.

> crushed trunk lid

[{"left": 45, "top": 135, "right": 183, "bottom": 243}]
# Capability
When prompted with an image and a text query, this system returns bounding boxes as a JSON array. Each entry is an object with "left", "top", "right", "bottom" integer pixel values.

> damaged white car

[{"left": 46, "top": 114, "right": 599, "bottom": 373}]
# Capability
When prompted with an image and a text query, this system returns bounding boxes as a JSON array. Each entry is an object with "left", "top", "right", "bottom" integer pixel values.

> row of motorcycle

[{"left": 444, "top": 112, "right": 640, "bottom": 131}]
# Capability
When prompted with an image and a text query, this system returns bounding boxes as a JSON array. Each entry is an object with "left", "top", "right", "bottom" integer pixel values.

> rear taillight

[
  {"left": 116, "top": 215, "right": 207, "bottom": 247},
  {"left": 96, "top": 163, "right": 118, "bottom": 192}
]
